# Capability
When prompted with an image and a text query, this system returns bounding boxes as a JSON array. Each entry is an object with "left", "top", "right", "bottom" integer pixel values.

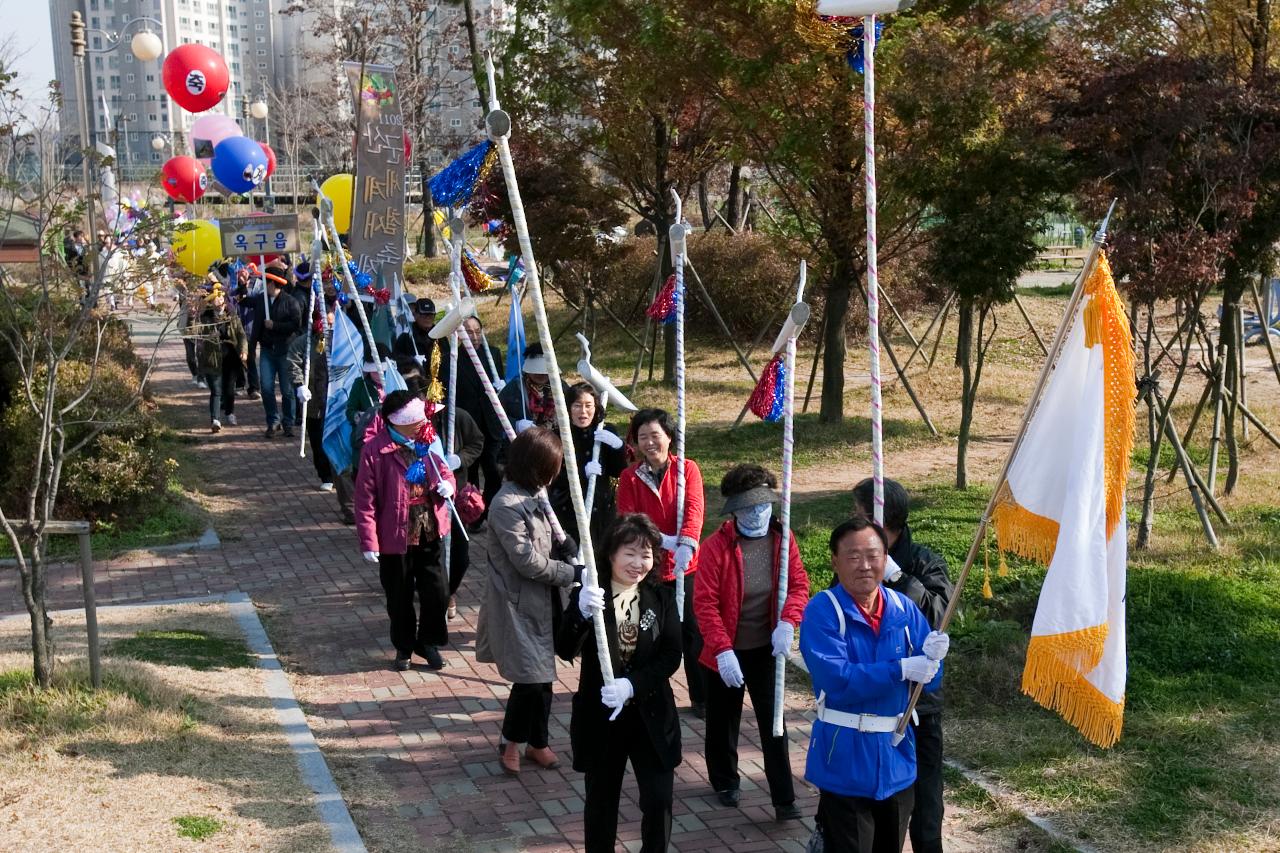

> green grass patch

[
  {"left": 172, "top": 815, "right": 225, "bottom": 841},
  {"left": 793, "top": 483, "right": 1280, "bottom": 848},
  {"left": 1016, "top": 283, "right": 1076, "bottom": 298},
  {"left": 106, "top": 630, "right": 254, "bottom": 671}
]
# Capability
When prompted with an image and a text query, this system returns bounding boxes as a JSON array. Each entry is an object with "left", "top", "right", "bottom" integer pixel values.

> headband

[{"left": 388, "top": 397, "right": 427, "bottom": 426}]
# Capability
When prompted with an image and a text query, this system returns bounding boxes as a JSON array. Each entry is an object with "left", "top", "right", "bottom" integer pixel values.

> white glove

[
  {"left": 445, "top": 452, "right": 462, "bottom": 471},
  {"left": 900, "top": 655, "right": 941, "bottom": 684},
  {"left": 885, "top": 554, "right": 904, "bottom": 582},
  {"left": 493, "top": 378, "right": 507, "bottom": 392},
  {"left": 595, "top": 424, "right": 623, "bottom": 449},
  {"left": 922, "top": 630, "right": 950, "bottom": 661},
  {"left": 601, "top": 677, "right": 634, "bottom": 721},
  {"left": 584, "top": 460, "right": 603, "bottom": 478},
  {"left": 660, "top": 534, "right": 678, "bottom": 553},
  {"left": 295, "top": 386, "right": 313, "bottom": 403},
  {"left": 675, "top": 544, "right": 694, "bottom": 575},
  {"left": 362, "top": 550, "right": 380, "bottom": 564},
  {"left": 716, "top": 650, "right": 745, "bottom": 688},
  {"left": 771, "top": 621, "right": 795, "bottom": 659},
  {"left": 413, "top": 354, "right": 426, "bottom": 366},
  {"left": 514, "top": 418, "right": 534, "bottom": 434},
  {"left": 435, "top": 480, "right": 455, "bottom": 500},
  {"left": 578, "top": 584, "right": 605, "bottom": 618}
]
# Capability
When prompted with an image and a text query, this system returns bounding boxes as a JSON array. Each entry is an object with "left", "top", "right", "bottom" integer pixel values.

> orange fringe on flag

[
  {"left": 992, "top": 482, "right": 1060, "bottom": 565},
  {"left": 1083, "top": 253, "right": 1135, "bottom": 540},
  {"left": 1022, "top": 624, "right": 1125, "bottom": 748}
]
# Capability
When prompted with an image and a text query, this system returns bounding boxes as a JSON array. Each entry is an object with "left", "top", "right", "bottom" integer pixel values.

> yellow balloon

[
  {"left": 319, "top": 173, "right": 354, "bottom": 235},
  {"left": 172, "top": 220, "right": 222, "bottom": 276}
]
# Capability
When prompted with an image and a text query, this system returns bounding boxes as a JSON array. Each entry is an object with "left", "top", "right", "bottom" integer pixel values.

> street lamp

[
  {"left": 130, "top": 30, "right": 163, "bottom": 62},
  {"left": 249, "top": 99, "right": 269, "bottom": 121},
  {"left": 151, "top": 136, "right": 167, "bottom": 152}
]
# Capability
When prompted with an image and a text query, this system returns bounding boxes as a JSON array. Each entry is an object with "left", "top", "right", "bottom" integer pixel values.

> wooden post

[
  {"left": 1011, "top": 293, "right": 1049, "bottom": 356},
  {"left": 77, "top": 530, "right": 101, "bottom": 689},
  {"left": 903, "top": 292, "right": 953, "bottom": 371}
]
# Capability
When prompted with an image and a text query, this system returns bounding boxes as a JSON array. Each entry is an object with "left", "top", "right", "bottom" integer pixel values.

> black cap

[{"left": 414, "top": 297, "right": 436, "bottom": 316}]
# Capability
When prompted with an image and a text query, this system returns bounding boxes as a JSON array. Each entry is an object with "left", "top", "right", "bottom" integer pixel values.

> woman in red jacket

[
  {"left": 693, "top": 464, "right": 809, "bottom": 821},
  {"left": 615, "top": 407, "right": 707, "bottom": 715}
]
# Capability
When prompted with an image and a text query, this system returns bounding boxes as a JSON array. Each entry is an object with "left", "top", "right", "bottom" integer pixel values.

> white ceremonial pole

[
  {"left": 576, "top": 332, "right": 639, "bottom": 553},
  {"left": 299, "top": 221, "right": 325, "bottom": 457},
  {"left": 669, "top": 189, "right": 692, "bottom": 621},
  {"left": 773, "top": 261, "right": 809, "bottom": 737},
  {"left": 863, "top": 15, "right": 885, "bottom": 525},
  {"left": 482, "top": 52, "right": 614, "bottom": 686}
]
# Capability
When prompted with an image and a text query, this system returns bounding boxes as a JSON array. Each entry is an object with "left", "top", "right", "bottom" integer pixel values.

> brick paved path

[{"left": 0, "top": 322, "right": 820, "bottom": 852}]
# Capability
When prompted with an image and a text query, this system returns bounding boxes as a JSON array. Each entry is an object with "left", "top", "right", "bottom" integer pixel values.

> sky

[{"left": 4, "top": 1, "right": 57, "bottom": 94}]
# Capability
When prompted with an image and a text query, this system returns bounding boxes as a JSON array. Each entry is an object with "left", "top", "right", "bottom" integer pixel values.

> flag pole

[
  {"left": 891, "top": 200, "right": 1118, "bottom": 744},
  {"left": 669, "top": 189, "right": 692, "bottom": 621},
  {"left": 482, "top": 52, "right": 614, "bottom": 687},
  {"left": 864, "top": 15, "right": 885, "bottom": 526},
  {"left": 773, "top": 260, "right": 809, "bottom": 737},
  {"left": 299, "top": 221, "right": 325, "bottom": 457}
]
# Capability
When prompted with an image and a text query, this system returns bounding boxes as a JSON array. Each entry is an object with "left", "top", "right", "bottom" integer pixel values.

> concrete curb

[
  {"left": 0, "top": 593, "right": 366, "bottom": 853},
  {"left": 0, "top": 526, "right": 221, "bottom": 568}
]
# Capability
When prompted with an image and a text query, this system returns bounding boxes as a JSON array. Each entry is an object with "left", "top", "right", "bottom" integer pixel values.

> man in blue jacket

[{"left": 800, "top": 515, "right": 949, "bottom": 853}]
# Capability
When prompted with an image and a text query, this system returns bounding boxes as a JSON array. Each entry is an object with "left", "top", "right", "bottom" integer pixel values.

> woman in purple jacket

[{"left": 354, "top": 390, "right": 457, "bottom": 672}]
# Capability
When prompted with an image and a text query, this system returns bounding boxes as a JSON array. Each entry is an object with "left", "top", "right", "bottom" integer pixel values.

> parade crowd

[{"left": 181, "top": 258, "right": 957, "bottom": 853}]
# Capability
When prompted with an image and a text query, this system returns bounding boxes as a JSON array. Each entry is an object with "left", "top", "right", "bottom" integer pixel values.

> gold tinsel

[{"left": 427, "top": 338, "right": 444, "bottom": 403}]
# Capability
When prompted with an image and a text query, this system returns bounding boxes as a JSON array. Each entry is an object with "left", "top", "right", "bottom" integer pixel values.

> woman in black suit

[{"left": 557, "top": 513, "right": 683, "bottom": 853}]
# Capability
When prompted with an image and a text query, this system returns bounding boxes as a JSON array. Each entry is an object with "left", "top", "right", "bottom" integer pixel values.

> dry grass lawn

[{"left": 0, "top": 603, "right": 332, "bottom": 852}]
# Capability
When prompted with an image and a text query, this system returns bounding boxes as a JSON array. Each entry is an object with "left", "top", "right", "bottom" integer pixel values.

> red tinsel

[
  {"left": 646, "top": 274, "right": 678, "bottom": 324},
  {"left": 747, "top": 353, "right": 787, "bottom": 422},
  {"left": 366, "top": 286, "right": 392, "bottom": 305},
  {"left": 462, "top": 251, "right": 494, "bottom": 293}
]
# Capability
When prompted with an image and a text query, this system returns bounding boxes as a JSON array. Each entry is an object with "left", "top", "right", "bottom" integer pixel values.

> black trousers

[
  {"left": 245, "top": 338, "right": 260, "bottom": 392},
  {"left": 583, "top": 706, "right": 674, "bottom": 853},
  {"left": 377, "top": 539, "right": 446, "bottom": 656},
  {"left": 909, "top": 712, "right": 944, "bottom": 853},
  {"left": 704, "top": 645, "right": 795, "bottom": 805},
  {"left": 818, "top": 786, "right": 914, "bottom": 853},
  {"left": 502, "top": 682, "right": 552, "bottom": 749},
  {"left": 446, "top": 530, "right": 469, "bottom": 596},
  {"left": 184, "top": 338, "right": 199, "bottom": 379},
  {"left": 202, "top": 363, "right": 237, "bottom": 422},
  {"left": 306, "top": 417, "right": 334, "bottom": 484},
  {"left": 662, "top": 575, "right": 704, "bottom": 705}
]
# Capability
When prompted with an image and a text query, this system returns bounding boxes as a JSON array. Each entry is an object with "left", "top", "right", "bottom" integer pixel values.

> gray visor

[{"left": 722, "top": 485, "right": 781, "bottom": 515}]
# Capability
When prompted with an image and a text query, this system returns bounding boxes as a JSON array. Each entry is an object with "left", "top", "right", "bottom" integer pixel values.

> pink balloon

[{"left": 190, "top": 114, "right": 242, "bottom": 162}]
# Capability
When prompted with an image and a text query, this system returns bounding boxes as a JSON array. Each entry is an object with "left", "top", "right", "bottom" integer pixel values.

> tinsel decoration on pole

[
  {"left": 747, "top": 354, "right": 787, "bottom": 423},
  {"left": 428, "top": 140, "right": 498, "bottom": 209},
  {"left": 646, "top": 274, "right": 679, "bottom": 325}
]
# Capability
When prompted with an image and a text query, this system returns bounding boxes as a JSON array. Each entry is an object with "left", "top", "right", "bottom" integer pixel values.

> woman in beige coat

[{"left": 476, "top": 426, "right": 582, "bottom": 775}]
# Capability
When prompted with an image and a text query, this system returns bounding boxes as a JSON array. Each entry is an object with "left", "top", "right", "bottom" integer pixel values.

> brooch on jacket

[{"left": 639, "top": 608, "right": 656, "bottom": 633}]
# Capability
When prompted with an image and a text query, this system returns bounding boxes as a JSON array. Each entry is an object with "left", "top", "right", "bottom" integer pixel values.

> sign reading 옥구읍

[
  {"left": 343, "top": 61, "right": 406, "bottom": 301},
  {"left": 219, "top": 213, "right": 301, "bottom": 258}
]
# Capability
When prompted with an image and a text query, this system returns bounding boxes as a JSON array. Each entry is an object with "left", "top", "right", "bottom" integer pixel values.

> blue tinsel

[
  {"left": 428, "top": 140, "right": 494, "bottom": 209},
  {"left": 846, "top": 21, "right": 885, "bottom": 74},
  {"left": 354, "top": 271, "right": 373, "bottom": 287},
  {"left": 405, "top": 459, "right": 427, "bottom": 485},
  {"left": 764, "top": 357, "right": 786, "bottom": 423}
]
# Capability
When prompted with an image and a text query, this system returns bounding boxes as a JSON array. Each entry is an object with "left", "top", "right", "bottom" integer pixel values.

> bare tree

[{"left": 0, "top": 66, "right": 178, "bottom": 687}]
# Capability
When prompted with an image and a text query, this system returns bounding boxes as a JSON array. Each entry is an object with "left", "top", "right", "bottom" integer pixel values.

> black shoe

[
  {"left": 393, "top": 655, "right": 411, "bottom": 672},
  {"left": 691, "top": 701, "right": 706, "bottom": 719},
  {"left": 282, "top": 424, "right": 295, "bottom": 438},
  {"left": 775, "top": 802, "right": 803, "bottom": 821},
  {"left": 246, "top": 389, "right": 260, "bottom": 400},
  {"left": 716, "top": 788, "right": 741, "bottom": 808},
  {"left": 263, "top": 424, "right": 277, "bottom": 439},
  {"left": 416, "top": 645, "right": 445, "bottom": 670},
  {"left": 341, "top": 511, "right": 356, "bottom": 526}
]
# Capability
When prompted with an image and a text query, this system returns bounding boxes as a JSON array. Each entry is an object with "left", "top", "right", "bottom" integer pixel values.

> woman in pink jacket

[
  {"left": 355, "top": 390, "right": 457, "bottom": 672},
  {"left": 693, "top": 464, "right": 809, "bottom": 821}
]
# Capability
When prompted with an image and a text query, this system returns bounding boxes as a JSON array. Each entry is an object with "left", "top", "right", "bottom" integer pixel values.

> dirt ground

[{"left": 0, "top": 604, "right": 331, "bottom": 852}]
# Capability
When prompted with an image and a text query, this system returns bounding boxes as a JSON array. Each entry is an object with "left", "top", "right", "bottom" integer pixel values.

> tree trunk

[
  {"left": 421, "top": 166, "right": 437, "bottom": 258},
  {"left": 955, "top": 296, "right": 975, "bottom": 489},
  {"left": 460, "top": 0, "right": 487, "bottom": 112},
  {"left": 20, "top": 543, "right": 53, "bottom": 688},
  {"left": 1136, "top": 304, "right": 1159, "bottom": 549},
  {"left": 819, "top": 261, "right": 856, "bottom": 424},
  {"left": 726, "top": 164, "right": 742, "bottom": 232},
  {"left": 697, "top": 173, "right": 712, "bottom": 231},
  {"left": 1222, "top": 286, "right": 1243, "bottom": 494}
]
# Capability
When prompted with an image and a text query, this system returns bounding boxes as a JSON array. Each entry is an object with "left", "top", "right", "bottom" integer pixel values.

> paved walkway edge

[
  {"left": 224, "top": 591, "right": 368, "bottom": 853},
  {"left": 943, "top": 759, "right": 1097, "bottom": 853},
  {"left": 1, "top": 593, "right": 367, "bottom": 853}
]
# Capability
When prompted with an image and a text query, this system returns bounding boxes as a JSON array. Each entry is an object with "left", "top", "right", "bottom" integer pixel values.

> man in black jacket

[
  {"left": 393, "top": 297, "right": 438, "bottom": 365},
  {"left": 852, "top": 477, "right": 954, "bottom": 853},
  {"left": 252, "top": 270, "right": 304, "bottom": 438}
]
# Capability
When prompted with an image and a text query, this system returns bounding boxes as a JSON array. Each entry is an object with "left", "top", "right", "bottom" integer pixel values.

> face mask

[{"left": 734, "top": 503, "right": 772, "bottom": 538}]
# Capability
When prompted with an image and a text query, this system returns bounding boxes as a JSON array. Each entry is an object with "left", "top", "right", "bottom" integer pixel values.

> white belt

[{"left": 816, "top": 707, "right": 915, "bottom": 733}]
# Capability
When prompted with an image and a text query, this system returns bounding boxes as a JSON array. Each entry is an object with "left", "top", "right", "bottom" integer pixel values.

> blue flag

[
  {"left": 323, "top": 310, "right": 362, "bottom": 474},
  {"left": 505, "top": 283, "right": 526, "bottom": 383}
]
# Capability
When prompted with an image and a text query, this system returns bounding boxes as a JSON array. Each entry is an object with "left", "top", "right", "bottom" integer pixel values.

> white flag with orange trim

[{"left": 993, "top": 251, "right": 1134, "bottom": 748}]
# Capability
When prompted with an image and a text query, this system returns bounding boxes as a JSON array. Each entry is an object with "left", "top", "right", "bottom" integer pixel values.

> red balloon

[
  {"left": 162, "top": 45, "right": 230, "bottom": 112},
  {"left": 259, "top": 142, "right": 277, "bottom": 178},
  {"left": 160, "top": 156, "right": 208, "bottom": 203}
]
